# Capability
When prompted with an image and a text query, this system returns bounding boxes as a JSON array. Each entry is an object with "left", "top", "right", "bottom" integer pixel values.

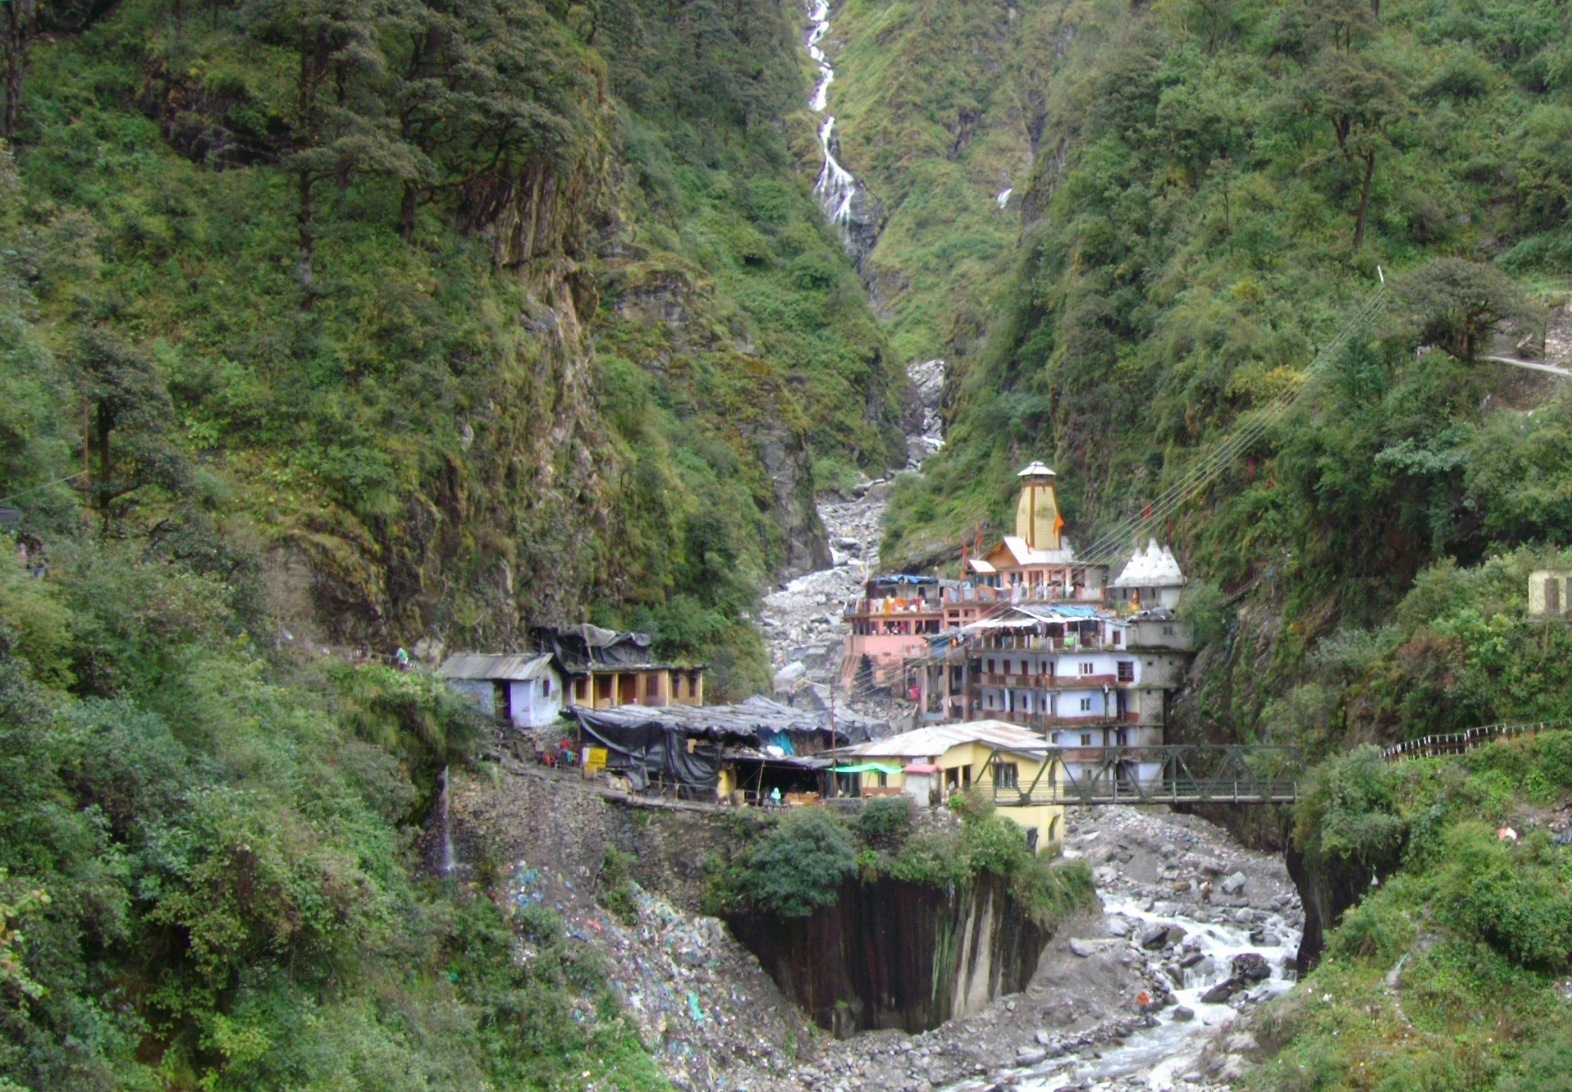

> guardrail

[{"left": 1383, "top": 719, "right": 1572, "bottom": 762}]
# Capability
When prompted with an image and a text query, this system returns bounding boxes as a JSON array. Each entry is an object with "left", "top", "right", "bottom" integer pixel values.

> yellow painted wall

[{"left": 858, "top": 740, "right": 1065, "bottom": 854}]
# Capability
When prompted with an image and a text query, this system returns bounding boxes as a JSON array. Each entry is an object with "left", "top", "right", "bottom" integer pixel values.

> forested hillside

[
  {"left": 0, "top": 0, "right": 905, "bottom": 1085},
  {"left": 883, "top": 0, "right": 1572, "bottom": 701},
  {"left": 1, "top": 0, "right": 905, "bottom": 699},
  {"left": 861, "top": 0, "right": 1572, "bottom": 1083}
]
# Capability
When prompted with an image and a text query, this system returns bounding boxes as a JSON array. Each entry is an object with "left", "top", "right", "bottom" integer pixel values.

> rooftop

[
  {"left": 1113, "top": 539, "right": 1186, "bottom": 588},
  {"left": 571, "top": 695, "right": 879, "bottom": 744},
  {"left": 437, "top": 653, "right": 555, "bottom": 682},
  {"left": 842, "top": 719, "right": 1047, "bottom": 759}
]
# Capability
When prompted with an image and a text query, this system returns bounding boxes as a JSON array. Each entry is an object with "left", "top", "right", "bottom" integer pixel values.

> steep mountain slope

[
  {"left": 1, "top": 0, "right": 904, "bottom": 699},
  {"left": 886, "top": 0, "right": 1572, "bottom": 581},
  {"left": 825, "top": 0, "right": 1051, "bottom": 363},
  {"left": 0, "top": 1, "right": 912, "bottom": 1086},
  {"left": 863, "top": 2, "right": 1572, "bottom": 1082}
]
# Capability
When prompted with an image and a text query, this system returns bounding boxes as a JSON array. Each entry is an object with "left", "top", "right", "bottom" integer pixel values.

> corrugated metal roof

[
  {"left": 437, "top": 653, "right": 555, "bottom": 681},
  {"left": 1002, "top": 535, "right": 1075, "bottom": 565},
  {"left": 844, "top": 719, "right": 1049, "bottom": 758}
]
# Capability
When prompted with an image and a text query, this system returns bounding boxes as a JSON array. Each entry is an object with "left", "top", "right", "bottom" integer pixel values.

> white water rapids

[
  {"left": 1028, "top": 897, "right": 1298, "bottom": 1090},
  {"left": 806, "top": 0, "right": 859, "bottom": 232}
]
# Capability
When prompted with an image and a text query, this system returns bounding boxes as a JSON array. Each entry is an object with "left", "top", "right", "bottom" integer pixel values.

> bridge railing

[
  {"left": 984, "top": 744, "right": 1304, "bottom": 807},
  {"left": 1383, "top": 719, "right": 1572, "bottom": 762}
]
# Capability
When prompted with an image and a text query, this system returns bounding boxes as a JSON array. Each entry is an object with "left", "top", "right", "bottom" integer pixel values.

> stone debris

[{"left": 760, "top": 359, "right": 946, "bottom": 728}]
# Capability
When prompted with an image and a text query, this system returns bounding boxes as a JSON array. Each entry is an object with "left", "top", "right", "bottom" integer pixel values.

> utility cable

[
  {"left": 1079, "top": 287, "right": 1387, "bottom": 564},
  {"left": 0, "top": 471, "right": 86, "bottom": 506},
  {"left": 1081, "top": 286, "right": 1387, "bottom": 560}
]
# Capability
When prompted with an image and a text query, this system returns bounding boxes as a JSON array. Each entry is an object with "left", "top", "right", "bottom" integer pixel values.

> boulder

[
  {"left": 1015, "top": 1047, "right": 1048, "bottom": 1066},
  {"left": 1069, "top": 938, "right": 1099, "bottom": 958},
  {"left": 1220, "top": 871, "right": 1247, "bottom": 896},
  {"left": 1138, "top": 923, "right": 1172, "bottom": 950},
  {"left": 1172, "top": 1005, "right": 1195, "bottom": 1022},
  {"left": 1106, "top": 915, "right": 1131, "bottom": 937},
  {"left": 1200, "top": 980, "right": 1242, "bottom": 1004},
  {"left": 1232, "top": 952, "right": 1271, "bottom": 982}
]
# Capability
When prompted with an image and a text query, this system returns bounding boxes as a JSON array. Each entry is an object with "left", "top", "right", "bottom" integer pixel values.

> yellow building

[{"left": 838, "top": 720, "right": 1065, "bottom": 854}]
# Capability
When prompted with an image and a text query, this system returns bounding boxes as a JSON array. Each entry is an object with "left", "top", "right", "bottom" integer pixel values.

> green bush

[
  {"left": 739, "top": 810, "right": 857, "bottom": 918},
  {"left": 1435, "top": 823, "right": 1572, "bottom": 970},
  {"left": 855, "top": 796, "right": 913, "bottom": 850},
  {"left": 598, "top": 847, "right": 640, "bottom": 927}
]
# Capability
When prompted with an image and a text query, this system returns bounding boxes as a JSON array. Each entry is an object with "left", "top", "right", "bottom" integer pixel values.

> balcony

[{"left": 988, "top": 710, "right": 1143, "bottom": 731}]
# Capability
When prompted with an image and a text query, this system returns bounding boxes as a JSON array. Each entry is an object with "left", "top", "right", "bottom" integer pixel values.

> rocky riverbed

[
  {"left": 786, "top": 805, "right": 1302, "bottom": 1092},
  {"left": 465, "top": 768, "right": 1301, "bottom": 1090},
  {"left": 762, "top": 357, "right": 944, "bottom": 724}
]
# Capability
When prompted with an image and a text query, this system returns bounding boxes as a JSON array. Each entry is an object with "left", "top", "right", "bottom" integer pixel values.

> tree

[
  {"left": 71, "top": 331, "right": 192, "bottom": 526},
  {"left": 1300, "top": 49, "right": 1410, "bottom": 249},
  {"left": 245, "top": 0, "right": 424, "bottom": 301},
  {"left": 0, "top": 0, "right": 37, "bottom": 139},
  {"left": 391, "top": 0, "right": 589, "bottom": 244},
  {"left": 1396, "top": 259, "right": 1528, "bottom": 364}
]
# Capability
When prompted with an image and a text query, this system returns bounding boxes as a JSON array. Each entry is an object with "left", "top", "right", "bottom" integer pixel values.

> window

[
  {"left": 1079, "top": 662, "right": 1094, "bottom": 676},
  {"left": 996, "top": 763, "right": 1019, "bottom": 790},
  {"left": 1162, "top": 625, "right": 1174, "bottom": 636},
  {"left": 1003, "top": 659, "right": 1011, "bottom": 675},
  {"left": 543, "top": 677, "right": 552, "bottom": 697},
  {"left": 1117, "top": 661, "right": 1134, "bottom": 683},
  {"left": 987, "top": 658, "right": 996, "bottom": 674},
  {"left": 1080, "top": 698, "right": 1092, "bottom": 712},
  {"left": 1080, "top": 733, "right": 1092, "bottom": 746}
]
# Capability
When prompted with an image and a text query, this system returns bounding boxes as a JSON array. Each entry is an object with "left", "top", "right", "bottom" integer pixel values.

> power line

[
  {"left": 1083, "top": 290, "right": 1383, "bottom": 560},
  {"left": 1079, "top": 287, "right": 1387, "bottom": 564},
  {"left": 0, "top": 471, "right": 85, "bottom": 507}
]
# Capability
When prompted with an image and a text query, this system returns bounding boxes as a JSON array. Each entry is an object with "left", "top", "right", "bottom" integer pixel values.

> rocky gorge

[{"left": 447, "top": 751, "right": 1304, "bottom": 1091}]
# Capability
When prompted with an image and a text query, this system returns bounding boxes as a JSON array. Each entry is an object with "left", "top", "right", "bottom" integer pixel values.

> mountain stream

[{"left": 806, "top": 0, "right": 862, "bottom": 234}]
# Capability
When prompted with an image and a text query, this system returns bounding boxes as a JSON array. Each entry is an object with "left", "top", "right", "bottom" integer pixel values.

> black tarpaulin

[{"left": 572, "top": 707, "right": 724, "bottom": 796}]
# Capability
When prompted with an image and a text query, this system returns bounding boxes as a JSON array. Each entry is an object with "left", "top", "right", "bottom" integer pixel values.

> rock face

[
  {"left": 750, "top": 413, "right": 833, "bottom": 578},
  {"left": 1287, "top": 840, "right": 1376, "bottom": 973},
  {"left": 726, "top": 871, "right": 1051, "bottom": 1036}
]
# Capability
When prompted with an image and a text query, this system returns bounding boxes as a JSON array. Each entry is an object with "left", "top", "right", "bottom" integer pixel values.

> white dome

[{"left": 1113, "top": 539, "right": 1186, "bottom": 588}]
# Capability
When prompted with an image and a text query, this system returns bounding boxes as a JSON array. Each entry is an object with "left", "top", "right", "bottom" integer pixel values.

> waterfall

[
  {"left": 805, "top": 0, "right": 861, "bottom": 235},
  {"left": 996, "top": 187, "right": 1014, "bottom": 209},
  {"left": 436, "top": 764, "right": 456, "bottom": 877}
]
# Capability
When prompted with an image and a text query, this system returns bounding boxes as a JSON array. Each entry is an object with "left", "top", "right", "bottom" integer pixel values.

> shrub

[
  {"left": 1435, "top": 822, "right": 1572, "bottom": 970},
  {"left": 855, "top": 796, "right": 913, "bottom": 850},
  {"left": 739, "top": 809, "right": 857, "bottom": 918},
  {"left": 597, "top": 847, "right": 640, "bottom": 926}
]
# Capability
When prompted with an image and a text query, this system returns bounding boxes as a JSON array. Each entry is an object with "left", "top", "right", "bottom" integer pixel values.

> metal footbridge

[{"left": 985, "top": 744, "right": 1304, "bottom": 807}]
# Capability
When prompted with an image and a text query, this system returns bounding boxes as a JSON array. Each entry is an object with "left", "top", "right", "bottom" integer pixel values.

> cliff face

[{"left": 727, "top": 873, "right": 1050, "bottom": 1036}]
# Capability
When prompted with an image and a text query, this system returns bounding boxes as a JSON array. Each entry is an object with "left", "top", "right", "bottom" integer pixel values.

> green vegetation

[
  {"left": 847, "top": 1, "right": 1572, "bottom": 1083},
  {"left": 1252, "top": 733, "right": 1572, "bottom": 1089},
  {"left": 0, "top": 0, "right": 904, "bottom": 702},
  {"left": 0, "top": 538, "right": 668, "bottom": 1088},
  {"left": 886, "top": 0, "right": 1572, "bottom": 579},
  {"left": 828, "top": 0, "right": 1054, "bottom": 363},
  {"left": 709, "top": 797, "right": 1093, "bottom": 927},
  {"left": 0, "top": 0, "right": 917, "bottom": 1082}
]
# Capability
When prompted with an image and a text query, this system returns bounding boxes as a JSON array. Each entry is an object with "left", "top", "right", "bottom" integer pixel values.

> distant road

[{"left": 1481, "top": 354, "right": 1572, "bottom": 379}]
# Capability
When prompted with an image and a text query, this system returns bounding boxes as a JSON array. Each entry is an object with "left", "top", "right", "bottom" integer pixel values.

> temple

[{"left": 840, "top": 461, "right": 1195, "bottom": 790}]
